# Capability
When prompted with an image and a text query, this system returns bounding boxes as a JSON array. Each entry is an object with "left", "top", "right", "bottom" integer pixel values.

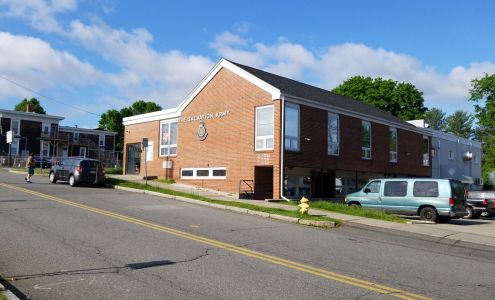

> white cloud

[
  {"left": 67, "top": 20, "right": 215, "bottom": 106},
  {"left": 0, "top": 0, "right": 77, "bottom": 33},
  {"left": 211, "top": 33, "right": 495, "bottom": 113},
  {"left": 0, "top": 32, "right": 103, "bottom": 101}
]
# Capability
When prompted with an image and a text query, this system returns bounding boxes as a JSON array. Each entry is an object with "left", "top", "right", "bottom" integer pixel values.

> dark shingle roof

[{"left": 228, "top": 60, "right": 414, "bottom": 127}]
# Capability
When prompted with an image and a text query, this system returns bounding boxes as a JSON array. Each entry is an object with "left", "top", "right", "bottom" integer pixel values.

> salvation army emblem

[{"left": 197, "top": 123, "right": 208, "bottom": 141}]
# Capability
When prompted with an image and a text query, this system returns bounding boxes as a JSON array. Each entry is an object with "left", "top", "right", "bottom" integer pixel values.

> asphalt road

[{"left": 1, "top": 171, "right": 494, "bottom": 300}]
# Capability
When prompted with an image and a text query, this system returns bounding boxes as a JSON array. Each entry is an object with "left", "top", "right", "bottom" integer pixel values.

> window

[
  {"left": 284, "top": 103, "right": 299, "bottom": 151},
  {"left": 423, "top": 136, "right": 430, "bottom": 166},
  {"left": 99, "top": 135, "right": 105, "bottom": 147},
  {"left": 181, "top": 167, "right": 227, "bottom": 179},
  {"left": 474, "top": 155, "right": 479, "bottom": 164},
  {"left": 74, "top": 132, "right": 79, "bottom": 142},
  {"left": 413, "top": 181, "right": 439, "bottom": 197},
  {"left": 284, "top": 175, "right": 311, "bottom": 198},
  {"left": 389, "top": 128, "right": 397, "bottom": 162},
  {"left": 384, "top": 181, "right": 408, "bottom": 197},
  {"left": 361, "top": 121, "right": 371, "bottom": 159},
  {"left": 79, "top": 147, "right": 87, "bottom": 157},
  {"left": 328, "top": 113, "right": 339, "bottom": 156},
  {"left": 448, "top": 150, "right": 455, "bottom": 161},
  {"left": 43, "top": 123, "right": 50, "bottom": 135},
  {"left": 365, "top": 180, "right": 381, "bottom": 193},
  {"left": 11, "top": 120, "right": 19, "bottom": 135},
  {"left": 41, "top": 141, "right": 50, "bottom": 157},
  {"left": 255, "top": 105, "right": 274, "bottom": 151},
  {"left": 10, "top": 139, "right": 19, "bottom": 156},
  {"left": 160, "top": 121, "right": 178, "bottom": 156}
]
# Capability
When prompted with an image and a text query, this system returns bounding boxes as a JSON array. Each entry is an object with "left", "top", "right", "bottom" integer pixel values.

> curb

[
  {"left": 113, "top": 185, "right": 337, "bottom": 228},
  {"left": 0, "top": 283, "right": 19, "bottom": 300}
]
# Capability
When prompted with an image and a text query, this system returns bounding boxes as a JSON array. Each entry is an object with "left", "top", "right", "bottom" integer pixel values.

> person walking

[{"left": 25, "top": 153, "right": 35, "bottom": 183}]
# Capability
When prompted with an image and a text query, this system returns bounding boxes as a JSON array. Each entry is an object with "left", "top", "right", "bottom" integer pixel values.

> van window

[
  {"left": 384, "top": 181, "right": 407, "bottom": 197},
  {"left": 413, "top": 181, "right": 439, "bottom": 197},
  {"left": 365, "top": 180, "right": 381, "bottom": 193}
]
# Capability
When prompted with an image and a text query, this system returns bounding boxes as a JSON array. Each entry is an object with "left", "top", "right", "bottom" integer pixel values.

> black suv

[
  {"left": 464, "top": 190, "right": 495, "bottom": 218},
  {"left": 49, "top": 157, "right": 106, "bottom": 187}
]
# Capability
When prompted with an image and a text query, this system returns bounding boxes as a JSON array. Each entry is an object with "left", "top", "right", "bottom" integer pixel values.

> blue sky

[{"left": 1, "top": 0, "right": 494, "bottom": 128}]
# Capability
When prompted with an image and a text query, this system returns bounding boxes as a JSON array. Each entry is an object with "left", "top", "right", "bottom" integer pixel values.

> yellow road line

[{"left": 0, "top": 183, "right": 431, "bottom": 300}]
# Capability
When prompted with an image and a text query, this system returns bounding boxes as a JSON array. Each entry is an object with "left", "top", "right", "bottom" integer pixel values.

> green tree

[
  {"left": 332, "top": 76, "right": 427, "bottom": 121},
  {"left": 14, "top": 97, "right": 46, "bottom": 114},
  {"left": 444, "top": 110, "right": 474, "bottom": 138},
  {"left": 423, "top": 108, "right": 446, "bottom": 130},
  {"left": 98, "top": 100, "right": 162, "bottom": 151},
  {"left": 469, "top": 73, "right": 495, "bottom": 188}
]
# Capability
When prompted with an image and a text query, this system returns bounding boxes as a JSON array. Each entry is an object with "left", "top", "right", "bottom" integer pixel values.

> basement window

[{"left": 181, "top": 167, "right": 227, "bottom": 179}]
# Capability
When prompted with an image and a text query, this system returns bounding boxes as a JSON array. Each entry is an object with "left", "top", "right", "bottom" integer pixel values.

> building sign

[{"left": 180, "top": 110, "right": 230, "bottom": 123}]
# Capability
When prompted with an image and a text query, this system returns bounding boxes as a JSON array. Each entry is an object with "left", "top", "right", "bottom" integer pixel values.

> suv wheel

[
  {"left": 49, "top": 172, "right": 57, "bottom": 183},
  {"left": 419, "top": 207, "right": 438, "bottom": 222},
  {"left": 69, "top": 175, "right": 77, "bottom": 187}
]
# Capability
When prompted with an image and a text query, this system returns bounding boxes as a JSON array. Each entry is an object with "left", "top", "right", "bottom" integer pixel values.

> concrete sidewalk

[{"left": 109, "top": 175, "right": 495, "bottom": 251}]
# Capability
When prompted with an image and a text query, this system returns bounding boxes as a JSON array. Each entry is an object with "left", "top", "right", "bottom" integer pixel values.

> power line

[{"left": 0, "top": 74, "right": 101, "bottom": 117}]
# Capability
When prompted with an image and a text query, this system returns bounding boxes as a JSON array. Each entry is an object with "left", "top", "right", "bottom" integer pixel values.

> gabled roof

[
  {"left": 123, "top": 58, "right": 420, "bottom": 132},
  {"left": 228, "top": 60, "right": 412, "bottom": 127}
]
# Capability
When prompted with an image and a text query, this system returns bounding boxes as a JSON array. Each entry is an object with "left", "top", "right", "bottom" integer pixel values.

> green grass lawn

[
  {"left": 282, "top": 200, "right": 407, "bottom": 223},
  {"left": 106, "top": 178, "right": 340, "bottom": 225}
]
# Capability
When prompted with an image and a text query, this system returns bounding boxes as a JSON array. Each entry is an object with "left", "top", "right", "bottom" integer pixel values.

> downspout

[{"left": 280, "top": 96, "right": 290, "bottom": 201}]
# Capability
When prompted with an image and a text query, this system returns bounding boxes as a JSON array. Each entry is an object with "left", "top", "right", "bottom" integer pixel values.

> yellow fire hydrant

[{"left": 298, "top": 196, "right": 310, "bottom": 215}]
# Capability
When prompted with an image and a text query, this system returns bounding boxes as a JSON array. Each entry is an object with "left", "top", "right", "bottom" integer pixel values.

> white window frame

[
  {"left": 361, "top": 121, "right": 371, "bottom": 159},
  {"left": 423, "top": 136, "right": 430, "bottom": 166},
  {"left": 180, "top": 167, "right": 227, "bottom": 179},
  {"left": 42, "top": 123, "right": 50, "bottom": 136},
  {"left": 328, "top": 113, "right": 339, "bottom": 156},
  {"left": 79, "top": 147, "right": 87, "bottom": 158},
  {"left": 41, "top": 141, "right": 50, "bottom": 157},
  {"left": 99, "top": 135, "right": 105, "bottom": 147},
  {"left": 389, "top": 127, "right": 397, "bottom": 163},
  {"left": 284, "top": 103, "right": 299, "bottom": 151},
  {"left": 160, "top": 120, "right": 178, "bottom": 157},
  {"left": 11, "top": 119, "right": 20, "bottom": 135},
  {"left": 255, "top": 105, "right": 274, "bottom": 151}
]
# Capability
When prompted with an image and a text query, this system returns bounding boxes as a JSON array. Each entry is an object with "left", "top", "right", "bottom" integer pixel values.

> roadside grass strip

[
  {"left": 106, "top": 178, "right": 339, "bottom": 224},
  {"left": 0, "top": 183, "right": 431, "bottom": 300},
  {"left": 282, "top": 200, "right": 408, "bottom": 223}
]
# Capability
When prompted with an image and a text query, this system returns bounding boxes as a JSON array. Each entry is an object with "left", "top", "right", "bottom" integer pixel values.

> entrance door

[
  {"left": 126, "top": 143, "right": 142, "bottom": 175},
  {"left": 311, "top": 170, "right": 336, "bottom": 198},
  {"left": 254, "top": 166, "right": 273, "bottom": 200}
]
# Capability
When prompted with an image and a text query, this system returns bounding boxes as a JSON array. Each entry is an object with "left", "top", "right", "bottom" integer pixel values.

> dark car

[
  {"left": 464, "top": 190, "right": 495, "bottom": 218},
  {"left": 49, "top": 157, "right": 106, "bottom": 187},
  {"left": 34, "top": 157, "right": 52, "bottom": 168}
]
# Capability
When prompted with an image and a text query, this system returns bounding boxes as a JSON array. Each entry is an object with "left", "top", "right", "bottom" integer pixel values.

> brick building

[{"left": 123, "top": 59, "right": 431, "bottom": 200}]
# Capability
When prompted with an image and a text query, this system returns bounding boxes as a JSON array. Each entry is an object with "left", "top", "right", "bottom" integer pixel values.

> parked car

[
  {"left": 34, "top": 156, "right": 52, "bottom": 168},
  {"left": 49, "top": 157, "right": 105, "bottom": 187},
  {"left": 345, "top": 178, "right": 468, "bottom": 223},
  {"left": 465, "top": 190, "right": 495, "bottom": 218}
]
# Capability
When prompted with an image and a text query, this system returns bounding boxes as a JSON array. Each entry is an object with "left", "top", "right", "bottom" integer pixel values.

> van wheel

[
  {"left": 49, "top": 172, "right": 57, "bottom": 183},
  {"left": 349, "top": 202, "right": 361, "bottom": 208},
  {"left": 419, "top": 207, "right": 438, "bottom": 222},
  {"left": 69, "top": 175, "right": 77, "bottom": 187}
]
